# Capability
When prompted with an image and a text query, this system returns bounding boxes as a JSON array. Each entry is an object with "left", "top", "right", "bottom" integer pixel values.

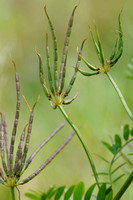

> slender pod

[
  {"left": 58, "top": 6, "right": 77, "bottom": 94},
  {"left": 110, "top": 38, "right": 118, "bottom": 61},
  {"left": 77, "top": 68, "right": 99, "bottom": 76},
  {"left": 20, "top": 122, "right": 65, "bottom": 174},
  {"left": 19, "top": 131, "right": 75, "bottom": 185},
  {"left": 62, "top": 93, "right": 78, "bottom": 105},
  {"left": 17, "top": 102, "right": 36, "bottom": 175},
  {"left": 44, "top": 6, "right": 58, "bottom": 92},
  {"left": 9, "top": 62, "right": 20, "bottom": 175},
  {"left": 37, "top": 52, "right": 51, "bottom": 99},
  {"left": 64, "top": 39, "right": 85, "bottom": 97},
  {"left": 80, "top": 55, "right": 98, "bottom": 71},
  {"left": 2, "top": 113, "right": 10, "bottom": 171},
  {"left": 78, "top": 13, "right": 123, "bottom": 76},
  {"left": 46, "top": 33, "right": 55, "bottom": 95},
  {"left": 89, "top": 26, "right": 101, "bottom": 63},
  {"left": 110, "top": 13, "right": 123, "bottom": 66},
  {"left": 14, "top": 124, "right": 28, "bottom": 174},
  {"left": 95, "top": 26, "right": 105, "bottom": 66},
  {"left": 0, "top": 113, "right": 8, "bottom": 174}
]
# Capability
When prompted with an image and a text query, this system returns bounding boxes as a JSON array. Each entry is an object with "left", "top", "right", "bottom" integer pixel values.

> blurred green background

[{"left": 0, "top": 0, "right": 133, "bottom": 199}]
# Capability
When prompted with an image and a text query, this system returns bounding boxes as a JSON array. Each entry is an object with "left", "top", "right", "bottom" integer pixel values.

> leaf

[
  {"left": 25, "top": 192, "right": 41, "bottom": 200},
  {"left": 97, "top": 183, "right": 106, "bottom": 200},
  {"left": 54, "top": 186, "right": 66, "bottom": 200},
  {"left": 45, "top": 186, "right": 56, "bottom": 198},
  {"left": 123, "top": 124, "right": 130, "bottom": 140},
  {"left": 114, "top": 134, "right": 122, "bottom": 148},
  {"left": 64, "top": 185, "right": 75, "bottom": 200},
  {"left": 73, "top": 182, "right": 85, "bottom": 200},
  {"left": 84, "top": 183, "right": 96, "bottom": 200},
  {"left": 94, "top": 154, "right": 110, "bottom": 164},
  {"left": 112, "top": 144, "right": 118, "bottom": 155},
  {"left": 111, "top": 162, "right": 126, "bottom": 175},
  {"left": 112, "top": 174, "right": 125, "bottom": 183},
  {"left": 105, "top": 187, "right": 113, "bottom": 200},
  {"left": 130, "top": 128, "right": 133, "bottom": 136},
  {"left": 101, "top": 141, "right": 115, "bottom": 154}
]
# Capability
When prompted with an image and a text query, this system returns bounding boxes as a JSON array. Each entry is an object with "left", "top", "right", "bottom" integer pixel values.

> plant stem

[
  {"left": 11, "top": 187, "right": 15, "bottom": 200},
  {"left": 113, "top": 171, "right": 133, "bottom": 200},
  {"left": 58, "top": 105, "right": 99, "bottom": 188},
  {"left": 106, "top": 72, "right": 133, "bottom": 121}
]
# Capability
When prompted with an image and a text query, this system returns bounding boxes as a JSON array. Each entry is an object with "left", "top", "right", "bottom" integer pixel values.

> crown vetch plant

[
  {"left": 1, "top": 3, "right": 133, "bottom": 199},
  {"left": 37, "top": 6, "right": 99, "bottom": 186},
  {"left": 0, "top": 63, "right": 75, "bottom": 200}
]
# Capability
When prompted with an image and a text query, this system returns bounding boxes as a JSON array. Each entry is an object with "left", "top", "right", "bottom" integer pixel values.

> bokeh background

[{"left": 0, "top": 0, "right": 133, "bottom": 199}]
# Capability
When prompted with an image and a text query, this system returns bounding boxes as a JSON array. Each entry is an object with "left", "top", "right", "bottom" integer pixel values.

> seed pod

[
  {"left": 77, "top": 68, "right": 99, "bottom": 76},
  {"left": 58, "top": 6, "right": 77, "bottom": 94},
  {"left": 9, "top": 62, "right": 20, "bottom": 175},
  {"left": 110, "top": 13, "right": 123, "bottom": 66},
  {"left": 46, "top": 33, "right": 55, "bottom": 95},
  {"left": 44, "top": 6, "right": 58, "bottom": 92},
  {"left": 80, "top": 55, "right": 98, "bottom": 71},
  {"left": 95, "top": 26, "right": 105, "bottom": 66},
  {"left": 37, "top": 52, "right": 51, "bottom": 98},
  {"left": 64, "top": 39, "right": 85, "bottom": 97}
]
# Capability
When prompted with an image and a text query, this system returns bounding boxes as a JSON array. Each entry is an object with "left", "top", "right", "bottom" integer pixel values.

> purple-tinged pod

[
  {"left": 44, "top": 6, "right": 58, "bottom": 92},
  {"left": 62, "top": 93, "right": 78, "bottom": 105},
  {"left": 2, "top": 113, "right": 10, "bottom": 172},
  {"left": 37, "top": 52, "right": 51, "bottom": 99},
  {"left": 9, "top": 62, "right": 20, "bottom": 175},
  {"left": 63, "top": 39, "right": 85, "bottom": 97},
  {"left": 14, "top": 124, "right": 28, "bottom": 174},
  {"left": 0, "top": 113, "right": 8, "bottom": 175},
  {"left": 46, "top": 33, "right": 55, "bottom": 95},
  {"left": 16, "top": 102, "right": 37, "bottom": 175},
  {"left": 18, "top": 131, "right": 75, "bottom": 185},
  {"left": 58, "top": 6, "right": 77, "bottom": 94},
  {"left": 20, "top": 122, "right": 65, "bottom": 174}
]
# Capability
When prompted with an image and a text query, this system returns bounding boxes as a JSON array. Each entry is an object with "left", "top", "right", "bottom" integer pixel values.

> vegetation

[{"left": 0, "top": 2, "right": 133, "bottom": 200}]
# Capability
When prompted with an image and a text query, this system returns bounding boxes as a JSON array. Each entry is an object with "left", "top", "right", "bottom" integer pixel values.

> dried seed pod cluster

[
  {"left": 77, "top": 13, "right": 123, "bottom": 76},
  {"left": 0, "top": 64, "right": 75, "bottom": 187},
  {"left": 37, "top": 6, "right": 85, "bottom": 109}
]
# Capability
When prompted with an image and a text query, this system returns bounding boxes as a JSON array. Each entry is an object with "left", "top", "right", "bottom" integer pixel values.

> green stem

[
  {"left": 11, "top": 187, "right": 15, "bottom": 200},
  {"left": 106, "top": 72, "right": 133, "bottom": 121},
  {"left": 58, "top": 105, "right": 99, "bottom": 188},
  {"left": 113, "top": 171, "right": 133, "bottom": 200}
]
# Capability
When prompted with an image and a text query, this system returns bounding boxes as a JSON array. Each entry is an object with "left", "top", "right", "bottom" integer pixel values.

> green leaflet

[
  {"left": 73, "top": 182, "right": 85, "bottom": 200},
  {"left": 97, "top": 183, "right": 106, "bottom": 200},
  {"left": 84, "top": 183, "right": 96, "bottom": 200},
  {"left": 54, "top": 186, "right": 66, "bottom": 200},
  {"left": 123, "top": 124, "right": 130, "bottom": 141},
  {"left": 64, "top": 185, "right": 75, "bottom": 200},
  {"left": 114, "top": 134, "right": 122, "bottom": 148}
]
